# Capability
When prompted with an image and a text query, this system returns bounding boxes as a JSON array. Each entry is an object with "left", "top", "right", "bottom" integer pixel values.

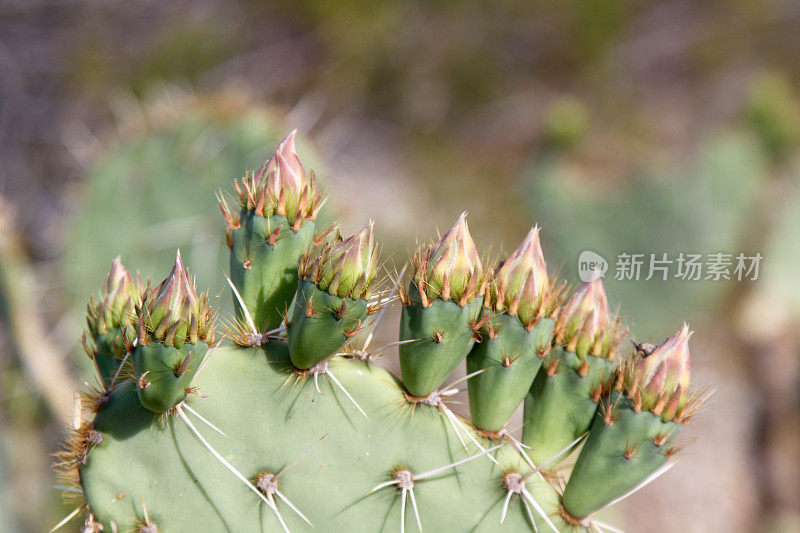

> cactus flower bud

[
  {"left": 88, "top": 256, "right": 140, "bottom": 337},
  {"left": 554, "top": 276, "right": 625, "bottom": 359},
  {"left": 142, "top": 250, "right": 214, "bottom": 348},
  {"left": 630, "top": 323, "right": 692, "bottom": 415},
  {"left": 258, "top": 130, "right": 318, "bottom": 223},
  {"left": 103, "top": 257, "right": 138, "bottom": 306},
  {"left": 263, "top": 130, "right": 307, "bottom": 204},
  {"left": 491, "top": 226, "right": 548, "bottom": 326},
  {"left": 416, "top": 212, "right": 482, "bottom": 304},
  {"left": 84, "top": 257, "right": 143, "bottom": 386},
  {"left": 559, "top": 277, "right": 609, "bottom": 340},
  {"left": 308, "top": 222, "right": 379, "bottom": 299},
  {"left": 225, "top": 130, "right": 323, "bottom": 227}
]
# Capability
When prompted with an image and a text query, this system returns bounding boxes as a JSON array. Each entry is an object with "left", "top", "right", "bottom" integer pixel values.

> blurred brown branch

[{"left": 0, "top": 199, "right": 76, "bottom": 424}]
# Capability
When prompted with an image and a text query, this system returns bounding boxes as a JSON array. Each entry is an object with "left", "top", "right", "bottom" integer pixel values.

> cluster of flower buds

[
  {"left": 82, "top": 257, "right": 142, "bottom": 361},
  {"left": 411, "top": 213, "right": 484, "bottom": 306},
  {"left": 220, "top": 131, "right": 323, "bottom": 233},
  {"left": 621, "top": 323, "right": 694, "bottom": 422},
  {"left": 138, "top": 251, "right": 214, "bottom": 348},
  {"left": 555, "top": 277, "right": 625, "bottom": 358},
  {"left": 299, "top": 222, "right": 378, "bottom": 299},
  {"left": 487, "top": 226, "right": 561, "bottom": 328}
]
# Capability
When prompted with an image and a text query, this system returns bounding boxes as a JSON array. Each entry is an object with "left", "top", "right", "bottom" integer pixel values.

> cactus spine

[{"left": 57, "top": 131, "right": 708, "bottom": 533}]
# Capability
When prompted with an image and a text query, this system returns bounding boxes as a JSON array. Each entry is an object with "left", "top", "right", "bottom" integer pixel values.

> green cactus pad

[
  {"left": 466, "top": 314, "right": 554, "bottom": 433},
  {"left": 80, "top": 344, "right": 568, "bottom": 532},
  {"left": 399, "top": 285, "right": 483, "bottom": 397},
  {"left": 132, "top": 341, "right": 207, "bottom": 413},
  {"left": 287, "top": 278, "right": 369, "bottom": 369},
  {"left": 522, "top": 348, "right": 615, "bottom": 466},
  {"left": 229, "top": 212, "right": 315, "bottom": 332},
  {"left": 561, "top": 392, "right": 680, "bottom": 520}
]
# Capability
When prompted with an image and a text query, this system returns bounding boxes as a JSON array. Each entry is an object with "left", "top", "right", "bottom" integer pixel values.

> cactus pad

[
  {"left": 522, "top": 347, "right": 615, "bottom": 464},
  {"left": 287, "top": 279, "right": 370, "bottom": 369},
  {"left": 399, "top": 287, "right": 483, "bottom": 397},
  {"left": 56, "top": 131, "right": 707, "bottom": 533},
  {"left": 561, "top": 393, "right": 680, "bottom": 520},
  {"left": 228, "top": 212, "right": 315, "bottom": 332},
  {"left": 80, "top": 344, "right": 566, "bottom": 532},
  {"left": 467, "top": 314, "right": 554, "bottom": 433}
]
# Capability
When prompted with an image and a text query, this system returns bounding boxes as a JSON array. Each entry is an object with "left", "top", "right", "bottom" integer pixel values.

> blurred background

[{"left": 1, "top": 1, "right": 799, "bottom": 531}]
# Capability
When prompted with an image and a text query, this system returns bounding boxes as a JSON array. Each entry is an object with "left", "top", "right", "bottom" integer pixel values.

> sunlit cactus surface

[{"left": 55, "top": 131, "right": 709, "bottom": 533}]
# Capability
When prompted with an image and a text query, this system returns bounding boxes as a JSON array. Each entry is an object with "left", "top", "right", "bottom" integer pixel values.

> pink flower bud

[
  {"left": 103, "top": 256, "right": 137, "bottom": 301},
  {"left": 634, "top": 323, "right": 692, "bottom": 403},
  {"left": 89, "top": 256, "right": 141, "bottom": 336},
  {"left": 493, "top": 226, "right": 548, "bottom": 325},
  {"left": 142, "top": 250, "right": 213, "bottom": 346},
  {"left": 318, "top": 221, "right": 378, "bottom": 298},
  {"left": 561, "top": 277, "right": 610, "bottom": 341},
  {"left": 263, "top": 130, "right": 307, "bottom": 200},
  {"left": 422, "top": 212, "right": 482, "bottom": 303}
]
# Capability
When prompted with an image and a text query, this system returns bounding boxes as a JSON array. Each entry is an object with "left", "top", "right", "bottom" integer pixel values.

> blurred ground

[{"left": 1, "top": 1, "right": 800, "bottom": 531}]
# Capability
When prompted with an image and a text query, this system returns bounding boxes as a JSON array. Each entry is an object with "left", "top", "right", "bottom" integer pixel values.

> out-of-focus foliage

[
  {"left": 69, "top": 20, "right": 240, "bottom": 98},
  {"left": 524, "top": 131, "right": 769, "bottom": 336},
  {"left": 757, "top": 162, "right": 800, "bottom": 316},
  {"left": 0, "top": 437, "right": 17, "bottom": 533},
  {"left": 746, "top": 72, "right": 800, "bottom": 161},
  {"left": 542, "top": 97, "right": 591, "bottom": 152},
  {"left": 263, "top": 0, "right": 631, "bottom": 137}
]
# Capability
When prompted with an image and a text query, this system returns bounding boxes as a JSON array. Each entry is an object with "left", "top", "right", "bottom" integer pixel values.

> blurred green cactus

[
  {"left": 522, "top": 130, "right": 770, "bottom": 337},
  {"left": 56, "top": 132, "right": 707, "bottom": 532},
  {"left": 746, "top": 72, "right": 800, "bottom": 162}
]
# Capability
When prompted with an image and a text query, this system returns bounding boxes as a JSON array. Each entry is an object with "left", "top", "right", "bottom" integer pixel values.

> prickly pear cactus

[{"left": 55, "top": 132, "right": 708, "bottom": 532}]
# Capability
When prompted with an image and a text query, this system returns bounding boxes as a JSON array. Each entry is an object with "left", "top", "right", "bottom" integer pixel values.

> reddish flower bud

[
  {"left": 418, "top": 212, "right": 483, "bottom": 303},
  {"left": 316, "top": 221, "right": 379, "bottom": 299},
  {"left": 633, "top": 323, "right": 692, "bottom": 407},
  {"left": 561, "top": 277, "right": 610, "bottom": 341},
  {"left": 142, "top": 250, "right": 213, "bottom": 347},
  {"left": 263, "top": 130, "right": 308, "bottom": 203},
  {"left": 491, "top": 226, "right": 548, "bottom": 325}
]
